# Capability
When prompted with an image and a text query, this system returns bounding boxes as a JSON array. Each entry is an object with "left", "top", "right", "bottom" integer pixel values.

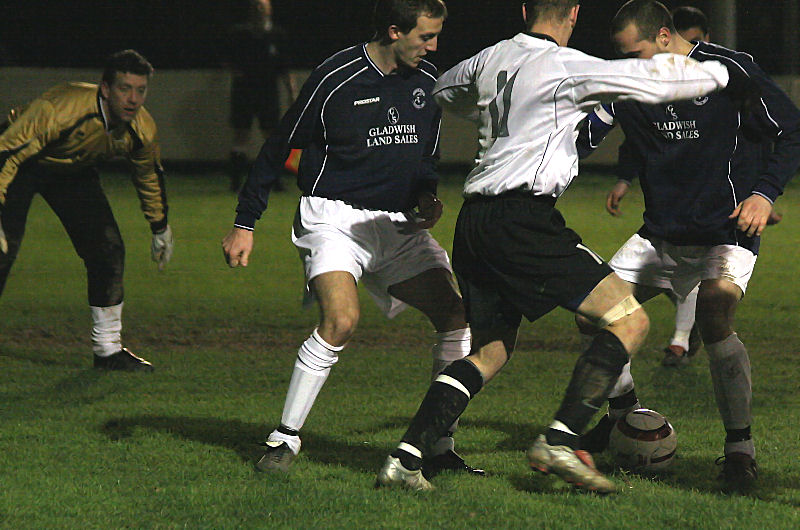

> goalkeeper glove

[{"left": 151, "top": 224, "right": 174, "bottom": 271}]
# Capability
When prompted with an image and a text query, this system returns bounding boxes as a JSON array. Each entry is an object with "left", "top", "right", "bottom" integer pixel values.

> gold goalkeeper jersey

[{"left": 0, "top": 82, "right": 167, "bottom": 229}]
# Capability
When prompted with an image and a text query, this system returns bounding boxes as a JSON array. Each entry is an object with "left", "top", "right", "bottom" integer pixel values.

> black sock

[
  {"left": 554, "top": 330, "right": 629, "bottom": 437},
  {"left": 546, "top": 428, "right": 579, "bottom": 448},
  {"left": 725, "top": 426, "right": 751, "bottom": 443},
  {"left": 277, "top": 425, "right": 299, "bottom": 437},
  {"left": 609, "top": 389, "right": 638, "bottom": 414},
  {"left": 395, "top": 360, "right": 484, "bottom": 470}
]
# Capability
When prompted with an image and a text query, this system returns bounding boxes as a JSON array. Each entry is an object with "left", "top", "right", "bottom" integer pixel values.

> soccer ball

[{"left": 608, "top": 408, "right": 677, "bottom": 472}]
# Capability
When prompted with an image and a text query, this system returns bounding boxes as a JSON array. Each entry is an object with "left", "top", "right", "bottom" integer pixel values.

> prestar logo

[{"left": 354, "top": 97, "right": 380, "bottom": 106}]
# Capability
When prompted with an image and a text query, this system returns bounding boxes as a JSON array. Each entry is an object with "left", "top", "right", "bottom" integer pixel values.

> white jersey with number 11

[{"left": 433, "top": 32, "right": 729, "bottom": 198}]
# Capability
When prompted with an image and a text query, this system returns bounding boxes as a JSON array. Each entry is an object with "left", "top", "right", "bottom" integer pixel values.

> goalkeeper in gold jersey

[{"left": 0, "top": 49, "right": 173, "bottom": 372}]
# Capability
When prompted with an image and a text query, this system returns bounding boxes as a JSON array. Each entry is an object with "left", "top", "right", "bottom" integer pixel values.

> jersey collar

[
  {"left": 525, "top": 32, "right": 558, "bottom": 45},
  {"left": 362, "top": 43, "right": 386, "bottom": 77}
]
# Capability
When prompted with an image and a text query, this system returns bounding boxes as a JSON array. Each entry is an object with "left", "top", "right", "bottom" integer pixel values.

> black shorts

[
  {"left": 230, "top": 75, "right": 280, "bottom": 131},
  {"left": 452, "top": 191, "right": 613, "bottom": 331}
]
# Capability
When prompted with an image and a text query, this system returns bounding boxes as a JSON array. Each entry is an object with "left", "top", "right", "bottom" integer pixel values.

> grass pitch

[{"left": 1, "top": 170, "right": 799, "bottom": 528}]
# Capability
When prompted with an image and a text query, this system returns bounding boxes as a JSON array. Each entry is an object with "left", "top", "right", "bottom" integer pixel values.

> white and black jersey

[
  {"left": 434, "top": 32, "right": 730, "bottom": 199},
  {"left": 235, "top": 44, "right": 442, "bottom": 230},
  {"left": 578, "top": 41, "right": 800, "bottom": 252}
]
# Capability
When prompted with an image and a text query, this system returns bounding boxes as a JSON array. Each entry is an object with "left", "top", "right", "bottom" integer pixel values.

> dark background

[{"left": 0, "top": 1, "right": 790, "bottom": 74}]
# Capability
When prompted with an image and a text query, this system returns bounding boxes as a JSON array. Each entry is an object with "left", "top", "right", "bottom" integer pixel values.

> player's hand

[
  {"left": 222, "top": 227, "right": 254, "bottom": 268},
  {"left": 729, "top": 194, "right": 772, "bottom": 237},
  {"left": 151, "top": 224, "right": 174, "bottom": 271},
  {"left": 0, "top": 217, "right": 7, "bottom": 254},
  {"left": 606, "top": 180, "right": 630, "bottom": 217},
  {"left": 766, "top": 208, "right": 783, "bottom": 225},
  {"left": 414, "top": 192, "right": 443, "bottom": 229}
]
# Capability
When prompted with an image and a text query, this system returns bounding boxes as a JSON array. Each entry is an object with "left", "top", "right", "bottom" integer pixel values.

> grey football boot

[
  {"left": 375, "top": 455, "right": 434, "bottom": 491},
  {"left": 527, "top": 435, "right": 617, "bottom": 494},
  {"left": 255, "top": 441, "right": 296, "bottom": 473}
]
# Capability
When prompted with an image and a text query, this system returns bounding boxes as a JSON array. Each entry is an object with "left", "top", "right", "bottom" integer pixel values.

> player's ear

[
  {"left": 569, "top": 4, "right": 580, "bottom": 26},
  {"left": 657, "top": 26, "right": 672, "bottom": 49},
  {"left": 521, "top": 3, "right": 528, "bottom": 25},
  {"left": 387, "top": 24, "right": 402, "bottom": 42}
]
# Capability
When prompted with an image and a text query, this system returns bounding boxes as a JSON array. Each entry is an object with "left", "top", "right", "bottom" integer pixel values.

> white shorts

[
  {"left": 292, "top": 196, "right": 452, "bottom": 318},
  {"left": 609, "top": 233, "right": 757, "bottom": 299}
]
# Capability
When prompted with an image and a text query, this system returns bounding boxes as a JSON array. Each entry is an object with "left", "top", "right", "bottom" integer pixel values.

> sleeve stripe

[
  {"left": 430, "top": 116, "right": 441, "bottom": 157},
  {"left": 287, "top": 57, "right": 364, "bottom": 144},
  {"left": 694, "top": 50, "right": 782, "bottom": 133}
]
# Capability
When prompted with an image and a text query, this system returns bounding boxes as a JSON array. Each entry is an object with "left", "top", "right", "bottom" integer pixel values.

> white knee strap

[
  {"left": 432, "top": 328, "right": 471, "bottom": 362},
  {"left": 597, "top": 295, "right": 640, "bottom": 329}
]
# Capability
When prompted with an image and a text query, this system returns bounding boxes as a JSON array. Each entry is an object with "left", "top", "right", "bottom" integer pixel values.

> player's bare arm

[
  {"left": 729, "top": 194, "right": 773, "bottom": 237},
  {"left": 222, "top": 227, "right": 254, "bottom": 267},
  {"left": 606, "top": 180, "right": 630, "bottom": 217}
]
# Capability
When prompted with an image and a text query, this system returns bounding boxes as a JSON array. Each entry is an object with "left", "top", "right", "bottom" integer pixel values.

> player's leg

[
  {"left": 547, "top": 272, "right": 648, "bottom": 444},
  {"left": 377, "top": 319, "right": 518, "bottom": 491},
  {"left": 388, "top": 266, "right": 483, "bottom": 477},
  {"left": 0, "top": 169, "right": 37, "bottom": 297},
  {"left": 258, "top": 271, "right": 358, "bottom": 472},
  {"left": 378, "top": 198, "right": 519, "bottom": 490},
  {"left": 39, "top": 170, "right": 152, "bottom": 372},
  {"left": 577, "top": 280, "right": 663, "bottom": 452},
  {"left": 695, "top": 277, "right": 758, "bottom": 487},
  {"left": 579, "top": 233, "right": 679, "bottom": 451}
]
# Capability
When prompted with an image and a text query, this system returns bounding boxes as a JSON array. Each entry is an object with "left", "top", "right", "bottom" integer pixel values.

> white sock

[
  {"left": 707, "top": 333, "right": 752, "bottom": 440},
  {"left": 279, "top": 329, "right": 343, "bottom": 434},
  {"left": 431, "top": 328, "right": 471, "bottom": 451},
  {"left": 431, "top": 328, "right": 471, "bottom": 377},
  {"left": 608, "top": 362, "right": 634, "bottom": 399},
  {"left": 549, "top": 420, "right": 577, "bottom": 436},
  {"left": 90, "top": 303, "right": 123, "bottom": 357},
  {"left": 267, "top": 429, "right": 302, "bottom": 456},
  {"left": 671, "top": 287, "right": 698, "bottom": 349}
]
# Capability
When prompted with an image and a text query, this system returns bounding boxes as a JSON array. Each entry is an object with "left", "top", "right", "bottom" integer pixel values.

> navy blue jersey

[
  {"left": 235, "top": 43, "right": 442, "bottom": 229},
  {"left": 579, "top": 42, "right": 800, "bottom": 252}
]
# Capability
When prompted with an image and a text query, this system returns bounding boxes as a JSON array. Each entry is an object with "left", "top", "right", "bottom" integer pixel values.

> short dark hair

[
  {"left": 672, "top": 6, "right": 709, "bottom": 36},
  {"left": 524, "top": 0, "right": 580, "bottom": 29},
  {"left": 611, "top": 0, "right": 675, "bottom": 42},
  {"left": 102, "top": 49, "right": 154, "bottom": 85},
  {"left": 372, "top": 0, "right": 447, "bottom": 39}
]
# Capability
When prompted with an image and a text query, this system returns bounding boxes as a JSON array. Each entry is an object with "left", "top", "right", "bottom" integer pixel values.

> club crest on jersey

[
  {"left": 666, "top": 105, "right": 679, "bottom": 120},
  {"left": 388, "top": 107, "right": 400, "bottom": 124},
  {"left": 412, "top": 88, "right": 426, "bottom": 109},
  {"left": 694, "top": 96, "right": 709, "bottom": 106}
]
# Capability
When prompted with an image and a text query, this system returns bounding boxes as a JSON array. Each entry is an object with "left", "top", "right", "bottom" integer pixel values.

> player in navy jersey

[
  {"left": 222, "top": 0, "right": 482, "bottom": 480},
  {"left": 376, "top": 0, "right": 730, "bottom": 493},
  {"left": 576, "top": 0, "right": 800, "bottom": 490},
  {"left": 589, "top": 6, "right": 784, "bottom": 368}
]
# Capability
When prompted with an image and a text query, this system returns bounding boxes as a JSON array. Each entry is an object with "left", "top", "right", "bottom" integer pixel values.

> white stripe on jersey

[
  {"left": 312, "top": 66, "right": 370, "bottom": 194},
  {"left": 434, "top": 33, "right": 730, "bottom": 198},
  {"left": 288, "top": 57, "right": 364, "bottom": 143}
]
